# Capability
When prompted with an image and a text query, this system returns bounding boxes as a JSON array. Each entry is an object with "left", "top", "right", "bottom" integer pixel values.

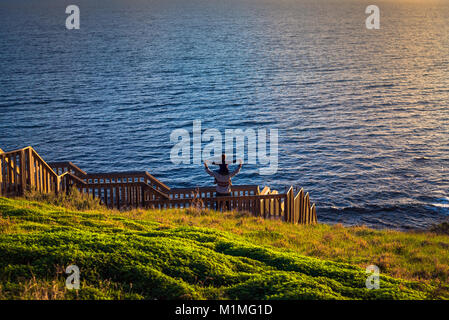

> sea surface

[{"left": 1, "top": 0, "right": 448, "bottom": 230}]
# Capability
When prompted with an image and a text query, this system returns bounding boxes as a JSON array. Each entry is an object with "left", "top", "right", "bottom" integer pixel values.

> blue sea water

[{"left": 1, "top": 0, "right": 448, "bottom": 229}]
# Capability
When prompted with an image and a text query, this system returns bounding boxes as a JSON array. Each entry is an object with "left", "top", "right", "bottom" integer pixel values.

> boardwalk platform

[{"left": 0, "top": 146, "right": 317, "bottom": 225}]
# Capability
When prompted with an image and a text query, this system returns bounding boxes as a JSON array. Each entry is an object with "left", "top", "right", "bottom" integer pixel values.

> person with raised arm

[{"left": 204, "top": 154, "right": 243, "bottom": 197}]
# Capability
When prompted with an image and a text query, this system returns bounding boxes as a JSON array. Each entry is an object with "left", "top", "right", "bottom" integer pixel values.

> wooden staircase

[{"left": 0, "top": 146, "right": 317, "bottom": 225}]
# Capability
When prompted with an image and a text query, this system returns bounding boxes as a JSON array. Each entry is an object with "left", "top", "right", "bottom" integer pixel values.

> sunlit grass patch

[{"left": 0, "top": 197, "right": 448, "bottom": 300}]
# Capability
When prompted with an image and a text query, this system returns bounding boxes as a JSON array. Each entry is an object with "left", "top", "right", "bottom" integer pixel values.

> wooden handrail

[
  {"left": 49, "top": 161, "right": 87, "bottom": 176},
  {"left": 48, "top": 165, "right": 169, "bottom": 193},
  {"left": 150, "top": 193, "right": 287, "bottom": 204},
  {"left": 58, "top": 171, "right": 87, "bottom": 185},
  {"left": 146, "top": 193, "right": 287, "bottom": 219},
  {"left": 144, "top": 171, "right": 170, "bottom": 191},
  {"left": 260, "top": 186, "right": 270, "bottom": 195},
  {"left": 0, "top": 146, "right": 32, "bottom": 155},
  {"left": 82, "top": 171, "right": 170, "bottom": 192},
  {"left": 169, "top": 185, "right": 260, "bottom": 198},
  {"left": 83, "top": 181, "right": 168, "bottom": 199},
  {"left": 28, "top": 147, "right": 58, "bottom": 178}
]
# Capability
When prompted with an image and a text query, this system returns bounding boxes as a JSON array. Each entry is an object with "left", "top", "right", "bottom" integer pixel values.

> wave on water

[
  {"left": 319, "top": 201, "right": 449, "bottom": 230},
  {"left": 431, "top": 197, "right": 449, "bottom": 210}
]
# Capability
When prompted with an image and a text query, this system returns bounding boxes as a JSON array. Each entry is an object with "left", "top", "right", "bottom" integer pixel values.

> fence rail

[
  {"left": 147, "top": 193, "right": 286, "bottom": 218},
  {"left": 169, "top": 185, "right": 260, "bottom": 200},
  {"left": 0, "top": 146, "right": 317, "bottom": 224},
  {"left": 0, "top": 146, "right": 59, "bottom": 196}
]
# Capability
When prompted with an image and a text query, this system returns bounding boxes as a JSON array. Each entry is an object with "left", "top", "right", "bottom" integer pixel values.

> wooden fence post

[
  {"left": 304, "top": 192, "right": 310, "bottom": 224},
  {"left": 285, "top": 187, "right": 293, "bottom": 222},
  {"left": 7, "top": 155, "right": 13, "bottom": 194},
  {"left": 311, "top": 204, "right": 317, "bottom": 224},
  {"left": 0, "top": 153, "right": 3, "bottom": 196},
  {"left": 298, "top": 189, "right": 304, "bottom": 224},
  {"left": 27, "top": 148, "right": 34, "bottom": 189},
  {"left": 289, "top": 188, "right": 294, "bottom": 223},
  {"left": 294, "top": 191, "right": 300, "bottom": 224},
  {"left": 20, "top": 150, "right": 27, "bottom": 195}
]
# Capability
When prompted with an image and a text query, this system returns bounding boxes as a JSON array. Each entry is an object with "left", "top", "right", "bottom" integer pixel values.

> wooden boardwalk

[{"left": 0, "top": 146, "right": 317, "bottom": 225}]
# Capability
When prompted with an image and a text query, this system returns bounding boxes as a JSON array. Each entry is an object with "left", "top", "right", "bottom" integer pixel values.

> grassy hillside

[{"left": 0, "top": 197, "right": 448, "bottom": 300}]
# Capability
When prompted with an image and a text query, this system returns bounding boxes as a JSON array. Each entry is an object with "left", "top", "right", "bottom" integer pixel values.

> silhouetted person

[{"left": 204, "top": 154, "right": 243, "bottom": 200}]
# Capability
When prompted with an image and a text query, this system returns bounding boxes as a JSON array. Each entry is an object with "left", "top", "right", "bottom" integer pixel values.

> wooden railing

[
  {"left": 168, "top": 185, "right": 260, "bottom": 200},
  {"left": 48, "top": 161, "right": 87, "bottom": 177},
  {"left": 147, "top": 193, "right": 286, "bottom": 218},
  {"left": 0, "top": 146, "right": 317, "bottom": 224},
  {"left": 0, "top": 147, "right": 88, "bottom": 197},
  {"left": 148, "top": 186, "right": 316, "bottom": 224},
  {"left": 82, "top": 172, "right": 170, "bottom": 194},
  {"left": 80, "top": 181, "right": 160, "bottom": 209},
  {"left": 48, "top": 162, "right": 171, "bottom": 208},
  {"left": 1, "top": 147, "right": 57, "bottom": 196},
  {"left": 48, "top": 162, "right": 170, "bottom": 194}
]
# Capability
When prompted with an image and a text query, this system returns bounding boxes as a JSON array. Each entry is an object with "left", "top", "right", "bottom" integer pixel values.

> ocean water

[{"left": 1, "top": 0, "right": 448, "bottom": 230}]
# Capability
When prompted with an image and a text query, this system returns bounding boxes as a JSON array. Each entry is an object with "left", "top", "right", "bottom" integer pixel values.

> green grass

[
  {"left": 138, "top": 207, "right": 449, "bottom": 285},
  {"left": 0, "top": 197, "right": 448, "bottom": 300}
]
